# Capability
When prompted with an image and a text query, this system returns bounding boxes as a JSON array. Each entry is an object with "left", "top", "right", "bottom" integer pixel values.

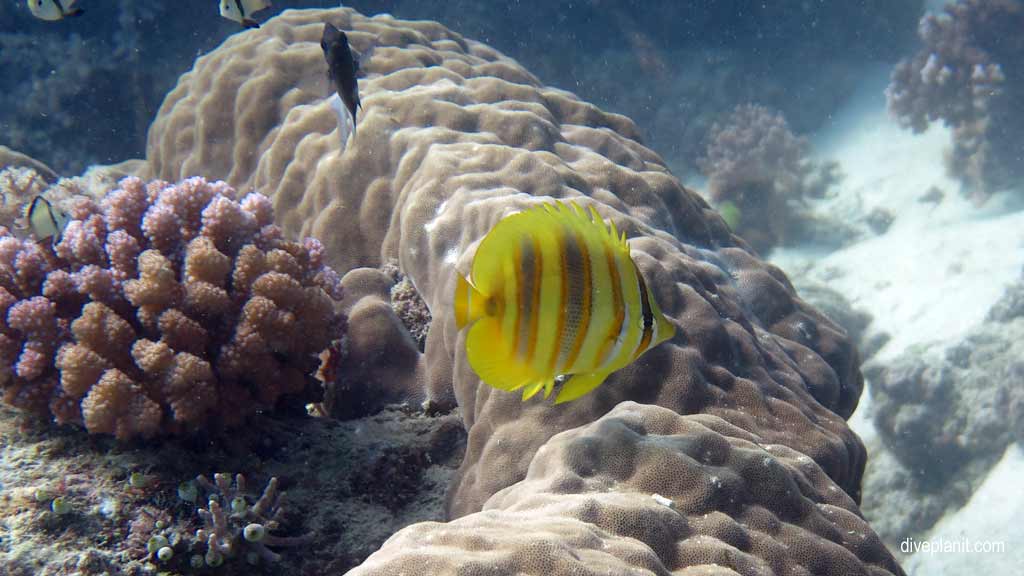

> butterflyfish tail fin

[
  {"left": 554, "top": 371, "right": 611, "bottom": 404},
  {"left": 465, "top": 317, "right": 532, "bottom": 391}
]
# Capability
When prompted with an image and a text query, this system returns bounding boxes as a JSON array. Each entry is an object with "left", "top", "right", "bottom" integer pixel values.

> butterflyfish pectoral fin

[{"left": 553, "top": 371, "right": 612, "bottom": 404}]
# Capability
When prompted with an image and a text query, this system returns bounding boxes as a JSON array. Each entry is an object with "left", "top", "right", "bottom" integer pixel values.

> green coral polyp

[
  {"left": 147, "top": 535, "right": 169, "bottom": 554},
  {"left": 156, "top": 546, "right": 174, "bottom": 562},
  {"left": 243, "top": 523, "right": 266, "bottom": 542},
  {"left": 50, "top": 497, "right": 71, "bottom": 515}
]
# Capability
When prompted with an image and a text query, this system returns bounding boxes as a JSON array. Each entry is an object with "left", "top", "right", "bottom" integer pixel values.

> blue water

[{"left": 0, "top": 0, "right": 921, "bottom": 176}]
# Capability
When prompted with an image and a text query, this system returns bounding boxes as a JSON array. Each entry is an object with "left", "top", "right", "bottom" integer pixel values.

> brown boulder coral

[
  {"left": 352, "top": 402, "right": 901, "bottom": 576},
  {"left": 0, "top": 176, "right": 343, "bottom": 438},
  {"left": 145, "top": 7, "right": 892, "bottom": 572}
]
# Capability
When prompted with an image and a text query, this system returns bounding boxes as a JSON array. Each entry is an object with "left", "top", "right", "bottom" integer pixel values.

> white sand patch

[
  {"left": 770, "top": 66, "right": 1024, "bottom": 471},
  {"left": 903, "top": 444, "right": 1024, "bottom": 575},
  {"left": 774, "top": 65, "right": 1024, "bottom": 367}
]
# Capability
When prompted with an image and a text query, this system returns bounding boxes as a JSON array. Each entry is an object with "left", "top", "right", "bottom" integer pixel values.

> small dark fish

[
  {"left": 321, "top": 23, "right": 363, "bottom": 139},
  {"left": 28, "top": 0, "right": 83, "bottom": 21}
]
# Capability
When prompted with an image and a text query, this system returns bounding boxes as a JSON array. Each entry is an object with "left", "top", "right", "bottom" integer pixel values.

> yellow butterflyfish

[{"left": 455, "top": 200, "right": 676, "bottom": 404}]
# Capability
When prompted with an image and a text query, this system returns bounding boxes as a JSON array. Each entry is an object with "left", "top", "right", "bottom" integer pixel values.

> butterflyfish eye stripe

[{"left": 634, "top": 262, "right": 654, "bottom": 356}]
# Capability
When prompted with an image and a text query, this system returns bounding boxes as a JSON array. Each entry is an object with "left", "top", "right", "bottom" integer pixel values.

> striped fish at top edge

[{"left": 454, "top": 200, "right": 676, "bottom": 404}]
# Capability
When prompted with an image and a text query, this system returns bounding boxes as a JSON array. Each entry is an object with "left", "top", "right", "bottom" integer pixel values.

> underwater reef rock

[
  {"left": 327, "top": 266, "right": 450, "bottom": 420},
  {"left": 353, "top": 402, "right": 902, "bottom": 576},
  {"left": 867, "top": 274, "right": 1024, "bottom": 488},
  {"left": 886, "top": 0, "right": 1024, "bottom": 201},
  {"left": 860, "top": 272, "right": 1024, "bottom": 548},
  {"left": 143, "top": 7, "right": 895, "bottom": 573},
  {"left": 0, "top": 176, "right": 344, "bottom": 439},
  {"left": 791, "top": 278, "right": 889, "bottom": 364},
  {"left": 0, "top": 404, "right": 464, "bottom": 574}
]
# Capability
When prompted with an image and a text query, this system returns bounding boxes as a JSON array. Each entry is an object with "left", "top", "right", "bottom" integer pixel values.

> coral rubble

[
  {"left": 0, "top": 176, "right": 344, "bottom": 439},
  {"left": 0, "top": 403, "right": 464, "bottom": 574}
]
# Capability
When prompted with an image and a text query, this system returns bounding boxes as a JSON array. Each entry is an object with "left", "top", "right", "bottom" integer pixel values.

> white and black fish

[
  {"left": 23, "top": 196, "right": 70, "bottom": 246},
  {"left": 27, "top": 0, "right": 83, "bottom": 21},
  {"left": 219, "top": 0, "right": 270, "bottom": 29},
  {"left": 321, "top": 22, "right": 368, "bottom": 145}
]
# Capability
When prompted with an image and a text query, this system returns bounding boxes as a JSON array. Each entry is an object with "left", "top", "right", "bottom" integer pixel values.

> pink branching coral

[
  {"left": 886, "top": 0, "right": 1024, "bottom": 201},
  {"left": 699, "top": 103, "right": 840, "bottom": 252},
  {"left": 0, "top": 177, "right": 344, "bottom": 439},
  {"left": 0, "top": 166, "right": 49, "bottom": 231}
]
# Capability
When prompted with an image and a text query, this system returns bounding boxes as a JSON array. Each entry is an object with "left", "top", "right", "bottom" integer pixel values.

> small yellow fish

[
  {"left": 455, "top": 201, "right": 676, "bottom": 404},
  {"left": 219, "top": 0, "right": 271, "bottom": 29},
  {"left": 27, "top": 0, "right": 83, "bottom": 21},
  {"left": 24, "top": 195, "right": 70, "bottom": 245}
]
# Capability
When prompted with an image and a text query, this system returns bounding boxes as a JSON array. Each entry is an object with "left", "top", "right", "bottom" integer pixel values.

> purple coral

[
  {"left": 699, "top": 103, "right": 840, "bottom": 252},
  {"left": 0, "top": 176, "right": 345, "bottom": 439},
  {"left": 886, "top": 0, "right": 1024, "bottom": 200}
]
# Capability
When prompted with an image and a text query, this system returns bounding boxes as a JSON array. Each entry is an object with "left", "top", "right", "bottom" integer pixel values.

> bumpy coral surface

[
  {"left": 0, "top": 176, "right": 343, "bottom": 439},
  {"left": 886, "top": 0, "right": 1024, "bottom": 200},
  {"left": 0, "top": 145, "right": 57, "bottom": 182},
  {"left": 145, "top": 7, "right": 892, "bottom": 573},
  {"left": 353, "top": 402, "right": 901, "bottom": 576}
]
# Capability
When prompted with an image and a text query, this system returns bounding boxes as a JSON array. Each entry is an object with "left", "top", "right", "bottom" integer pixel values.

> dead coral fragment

[{"left": 195, "top": 473, "right": 312, "bottom": 566}]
